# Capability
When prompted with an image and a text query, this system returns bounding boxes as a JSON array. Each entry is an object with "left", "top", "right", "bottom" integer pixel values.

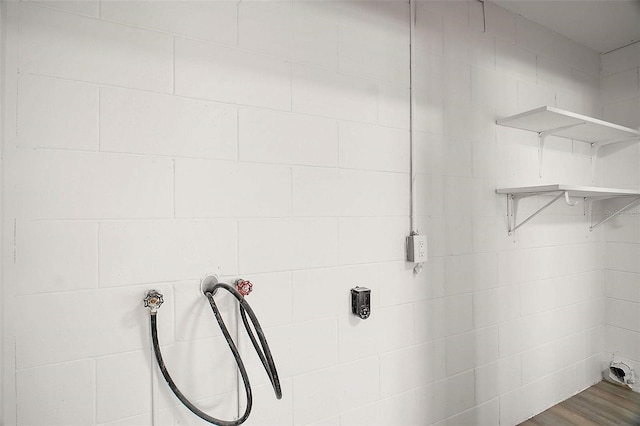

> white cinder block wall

[
  {"left": 0, "top": 1, "right": 608, "bottom": 425},
  {"left": 600, "top": 41, "right": 640, "bottom": 390},
  {"left": 413, "top": 2, "right": 604, "bottom": 425}
]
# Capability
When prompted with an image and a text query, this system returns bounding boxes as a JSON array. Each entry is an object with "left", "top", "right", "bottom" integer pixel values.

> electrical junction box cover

[{"left": 407, "top": 234, "right": 428, "bottom": 262}]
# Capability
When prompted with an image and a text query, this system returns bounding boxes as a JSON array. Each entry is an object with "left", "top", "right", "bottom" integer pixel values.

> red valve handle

[{"left": 236, "top": 279, "right": 253, "bottom": 296}]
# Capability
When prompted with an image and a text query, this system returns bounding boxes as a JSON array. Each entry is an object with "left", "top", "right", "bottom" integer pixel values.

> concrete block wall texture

[
  {"left": 599, "top": 41, "right": 640, "bottom": 391},
  {"left": 414, "top": 3, "right": 604, "bottom": 422},
  {"left": 0, "top": 1, "right": 615, "bottom": 425}
]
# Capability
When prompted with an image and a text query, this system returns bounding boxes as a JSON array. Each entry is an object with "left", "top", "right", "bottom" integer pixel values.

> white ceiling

[{"left": 493, "top": 0, "right": 640, "bottom": 53}]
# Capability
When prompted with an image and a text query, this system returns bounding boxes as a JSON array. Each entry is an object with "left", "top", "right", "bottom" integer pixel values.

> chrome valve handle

[{"left": 144, "top": 290, "right": 164, "bottom": 313}]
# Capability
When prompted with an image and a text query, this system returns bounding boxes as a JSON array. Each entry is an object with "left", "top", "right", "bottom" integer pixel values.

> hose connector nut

[
  {"left": 236, "top": 279, "right": 253, "bottom": 297},
  {"left": 144, "top": 290, "right": 164, "bottom": 313}
]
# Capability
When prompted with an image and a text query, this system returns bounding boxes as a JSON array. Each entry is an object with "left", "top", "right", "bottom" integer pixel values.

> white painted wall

[
  {"left": 0, "top": 1, "right": 609, "bottom": 425},
  {"left": 413, "top": 2, "right": 603, "bottom": 424},
  {"left": 599, "top": 41, "right": 640, "bottom": 391}
]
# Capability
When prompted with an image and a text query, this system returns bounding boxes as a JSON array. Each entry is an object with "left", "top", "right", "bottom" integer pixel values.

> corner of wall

[
  {"left": 600, "top": 40, "right": 640, "bottom": 393},
  {"left": 0, "top": 2, "right": 20, "bottom": 422}
]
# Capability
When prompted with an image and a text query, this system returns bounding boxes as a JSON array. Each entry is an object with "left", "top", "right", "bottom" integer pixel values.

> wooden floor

[{"left": 520, "top": 381, "right": 640, "bottom": 426}]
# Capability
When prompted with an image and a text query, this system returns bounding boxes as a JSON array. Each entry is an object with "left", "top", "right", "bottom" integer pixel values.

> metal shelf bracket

[
  {"left": 589, "top": 195, "right": 640, "bottom": 231},
  {"left": 507, "top": 192, "right": 568, "bottom": 235},
  {"left": 505, "top": 191, "right": 640, "bottom": 235}
]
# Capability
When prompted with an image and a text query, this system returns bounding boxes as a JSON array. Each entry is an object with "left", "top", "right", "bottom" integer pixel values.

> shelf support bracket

[
  {"left": 538, "top": 132, "right": 545, "bottom": 178},
  {"left": 537, "top": 122, "right": 586, "bottom": 178},
  {"left": 591, "top": 138, "right": 640, "bottom": 183},
  {"left": 584, "top": 197, "right": 591, "bottom": 218},
  {"left": 590, "top": 195, "right": 640, "bottom": 231},
  {"left": 507, "top": 192, "right": 565, "bottom": 235}
]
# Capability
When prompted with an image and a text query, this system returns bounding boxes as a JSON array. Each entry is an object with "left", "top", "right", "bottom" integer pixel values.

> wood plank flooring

[{"left": 519, "top": 381, "right": 640, "bottom": 426}]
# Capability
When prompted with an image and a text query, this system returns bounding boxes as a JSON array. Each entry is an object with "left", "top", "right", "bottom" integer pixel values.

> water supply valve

[
  {"left": 144, "top": 290, "right": 164, "bottom": 313},
  {"left": 236, "top": 279, "right": 253, "bottom": 297}
]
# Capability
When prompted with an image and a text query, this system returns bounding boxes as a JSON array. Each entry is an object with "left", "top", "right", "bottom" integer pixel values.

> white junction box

[{"left": 406, "top": 234, "right": 428, "bottom": 263}]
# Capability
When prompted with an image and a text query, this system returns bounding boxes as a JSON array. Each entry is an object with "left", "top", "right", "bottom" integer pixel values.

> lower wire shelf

[{"left": 495, "top": 184, "right": 640, "bottom": 235}]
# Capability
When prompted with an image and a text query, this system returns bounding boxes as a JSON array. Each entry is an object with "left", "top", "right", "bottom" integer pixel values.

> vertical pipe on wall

[
  {"left": 0, "top": 1, "right": 5, "bottom": 418},
  {"left": 407, "top": 0, "right": 426, "bottom": 274},
  {"left": 408, "top": 0, "right": 417, "bottom": 234}
]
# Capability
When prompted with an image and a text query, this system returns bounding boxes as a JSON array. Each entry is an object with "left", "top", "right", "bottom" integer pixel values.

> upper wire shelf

[
  {"left": 497, "top": 106, "right": 640, "bottom": 179},
  {"left": 497, "top": 106, "right": 640, "bottom": 145}
]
